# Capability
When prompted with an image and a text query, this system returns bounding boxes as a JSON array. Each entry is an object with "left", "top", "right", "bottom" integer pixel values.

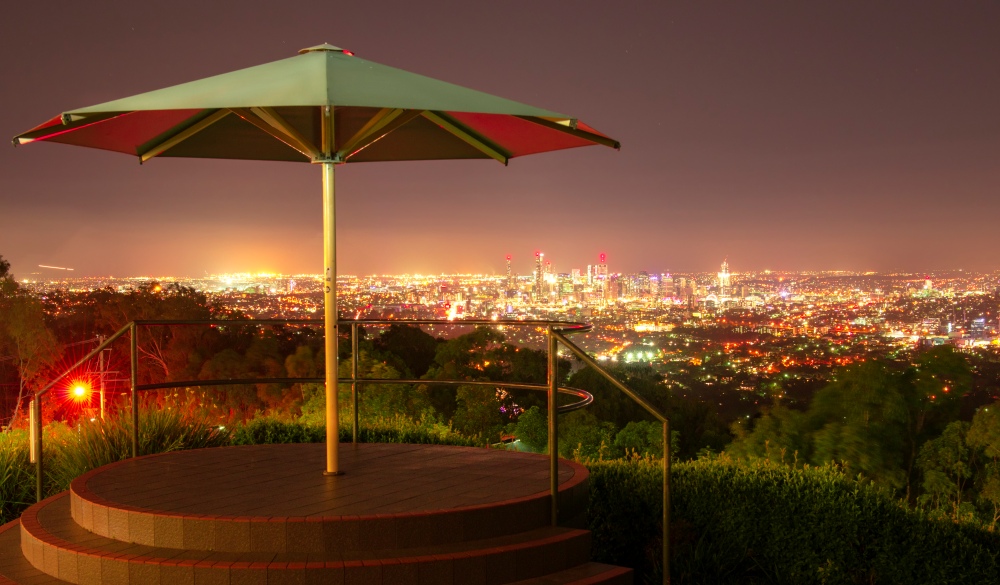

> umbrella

[{"left": 13, "top": 43, "right": 620, "bottom": 474}]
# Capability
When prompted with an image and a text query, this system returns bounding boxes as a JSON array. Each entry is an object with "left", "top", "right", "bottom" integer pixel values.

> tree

[
  {"left": 968, "top": 402, "right": 1000, "bottom": 528},
  {"left": 808, "top": 361, "right": 909, "bottom": 490},
  {"left": 421, "top": 327, "right": 560, "bottom": 425},
  {"left": 513, "top": 405, "right": 548, "bottom": 452},
  {"left": 917, "top": 421, "right": 974, "bottom": 521},
  {"left": 728, "top": 404, "right": 810, "bottom": 465},
  {"left": 900, "top": 346, "right": 972, "bottom": 496},
  {"left": 375, "top": 324, "right": 441, "bottom": 377},
  {"left": 0, "top": 263, "right": 59, "bottom": 429},
  {"left": 453, "top": 385, "right": 505, "bottom": 443},
  {"left": 558, "top": 409, "right": 617, "bottom": 460},
  {"left": 342, "top": 350, "right": 426, "bottom": 421},
  {"left": 614, "top": 421, "right": 664, "bottom": 458}
]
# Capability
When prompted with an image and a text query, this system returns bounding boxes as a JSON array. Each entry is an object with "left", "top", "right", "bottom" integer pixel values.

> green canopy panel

[{"left": 14, "top": 45, "right": 618, "bottom": 165}]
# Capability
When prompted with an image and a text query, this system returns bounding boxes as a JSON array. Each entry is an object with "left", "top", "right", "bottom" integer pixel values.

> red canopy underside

[{"left": 19, "top": 107, "right": 609, "bottom": 163}]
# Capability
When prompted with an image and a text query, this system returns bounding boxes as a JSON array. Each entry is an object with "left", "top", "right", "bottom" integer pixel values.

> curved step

[
  {"left": 0, "top": 520, "right": 68, "bottom": 584},
  {"left": 508, "top": 562, "right": 633, "bottom": 584},
  {"left": 69, "top": 443, "right": 590, "bottom": 552},
  {"left": 22, "top": 493, "right": 593, "bottom": 584}
]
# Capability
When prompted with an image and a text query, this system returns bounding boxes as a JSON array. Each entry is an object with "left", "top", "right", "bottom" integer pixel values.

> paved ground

[{"left": 76, "top": 443, "right": 578, "bottom": 517}]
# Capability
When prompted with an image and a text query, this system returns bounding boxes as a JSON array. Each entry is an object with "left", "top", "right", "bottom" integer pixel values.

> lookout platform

[{"left": 0, "top": 443, "right": 631, "bottom": 584}]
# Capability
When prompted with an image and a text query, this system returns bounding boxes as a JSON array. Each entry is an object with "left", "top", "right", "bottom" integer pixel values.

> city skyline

[{"left": 3, "top": 2, "right": 999, "bottom": 276}]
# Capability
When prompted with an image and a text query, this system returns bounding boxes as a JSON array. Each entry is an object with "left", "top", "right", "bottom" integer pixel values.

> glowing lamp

[{"left": 71, "top": 382, "right": 90, "bottom": 400}]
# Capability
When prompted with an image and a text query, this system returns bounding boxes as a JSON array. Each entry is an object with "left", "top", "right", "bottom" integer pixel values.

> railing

[
  {"left": 29, "top": 317, "right": 671, "bottom": 583},
  {"left": 551, "top": 325, "right": 671, "bottom": 582}
]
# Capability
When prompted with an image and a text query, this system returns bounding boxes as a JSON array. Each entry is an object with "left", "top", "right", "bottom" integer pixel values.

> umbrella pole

[{"left": 322, "top": 159, "right": 342, "bottom": 476}]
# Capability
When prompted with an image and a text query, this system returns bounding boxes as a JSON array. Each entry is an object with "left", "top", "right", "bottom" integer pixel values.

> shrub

[
  {"left": 585, "top": 455, "right": 1000, "bottom": 584},
  {"left": 231, "top": 413, "right": 478, "bottom": 447},
  {"left": 48, "top": 406, "right": 229, "bottom": 492},
  {"left": 0, "top": 430, "right": 33, "bottom": 525},
  {"left": 230, "top": 417, "right": 325, "bottom": 445}
]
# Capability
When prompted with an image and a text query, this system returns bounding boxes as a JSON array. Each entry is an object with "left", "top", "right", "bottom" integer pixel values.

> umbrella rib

[
  {"left": 337, "top": 109, "right": 424, "bottom": 162},
  {"left": 516, "top": 116, "right": 621, "bottom": 149},
  {"left": 422, "top": 111, "right": 509, "bottom": 165},
  {"left": 139, "top": 109, "right": 231, "bottom": 163},
  {"left": 229, "top": 108, "right": 317, "bottom": 161},
  {"left": 251, "top": 107, "right": 323, "bottom": 160},
  {"left": 14, "top": 112, "right": 130, "bottom": 146}
]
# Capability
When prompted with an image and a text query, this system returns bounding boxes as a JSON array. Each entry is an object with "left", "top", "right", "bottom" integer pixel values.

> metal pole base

[{"left": 323, "top": 470, "right": 345, "bottom": 476}]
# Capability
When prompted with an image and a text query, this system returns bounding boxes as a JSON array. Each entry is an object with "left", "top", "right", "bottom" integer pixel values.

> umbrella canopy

[
  {"left": 13, "top": 43, "right": 619, "bottom": 475},
  {"left": 14, "top": 43, "right": 618, "bottom": 164}
]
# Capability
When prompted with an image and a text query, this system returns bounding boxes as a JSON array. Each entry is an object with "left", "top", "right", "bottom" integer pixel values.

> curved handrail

[
  {"left": 134, "top": 377, "right": 593, "bottom": 413},
  {"left": 28, "top": 318, "right": 595, "bottom": 493}
]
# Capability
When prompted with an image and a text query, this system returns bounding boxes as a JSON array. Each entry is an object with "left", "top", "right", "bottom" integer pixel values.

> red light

[
  {"left": 506, "top": 255, "right": 511, "bottom": 261},
  {"left": 600, "top": 253, "right": 606, "bottom": 263},
  {"left": 70, "top": 381, "right": 91, "bottom": 401},
  {"left": 343, "top": 50, "right": 354, "bottom": 56}
]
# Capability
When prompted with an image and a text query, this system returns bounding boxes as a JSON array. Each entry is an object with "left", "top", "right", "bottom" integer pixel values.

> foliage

[
  {"left": 48, "top": 406, "right": 229, "bottom": 492},
  {"left": 729, "top": 348, "right": 975, "bottom": 499},
  {"left": 586, "top": 454, "right": 1000, "bottom": 584},
  {"left": 918, "top": 421, "right": 975, "bottom": 520},
  {"left": 0, "top": 429, "right": 33, "bottom": 525},
  {"left": 230, "top": 416, "right": 325, "bottom": 445},
  {"left": 564, "top": 411, "right": 617, "bottom": 459},
  {"left": 0, "top": 282, "right": 59, "bottom": 429},
  {"left": 566, "top": 361, "right": 730, "bottom": 459},
  {"left": 374, "top": 324, "right": 441, "bottom": 378},
  {"left": 513, "top": 405, "right": 548, "bottom": 452}
]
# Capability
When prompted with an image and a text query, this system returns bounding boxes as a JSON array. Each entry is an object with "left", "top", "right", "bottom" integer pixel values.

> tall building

[
  {"left": 505, "top": 255, "right": 513, "bottom": 290},
  {"left": 534, "top": 252, "right": 544, "bottom": 300},
  {"left": 596, "top": 253, "right": 608, "bottom": 281},
  {"left": 718, "top": 259, "right": 731, "bottom": 298},
  {"left": 637, "top": 271, "right": 651, "bottom": 296}
]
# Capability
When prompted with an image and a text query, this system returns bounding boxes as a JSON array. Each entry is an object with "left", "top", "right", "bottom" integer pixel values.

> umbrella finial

[{"left": 299, "top": 43, "right": 347, "bottom": 55}]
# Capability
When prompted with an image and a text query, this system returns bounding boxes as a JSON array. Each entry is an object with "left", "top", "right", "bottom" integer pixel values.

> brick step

[
  {"left": 21, "top": 493, "right": 594, "bottom": 584},
  {"left": 69, "top": 443, "right": 590, "bottom": 552},
  {"left": 0, "top": 520, "right": 70, "bottom": 584},
  {"left": 508, "top": 562, "right": 633, "bottom": 584}
]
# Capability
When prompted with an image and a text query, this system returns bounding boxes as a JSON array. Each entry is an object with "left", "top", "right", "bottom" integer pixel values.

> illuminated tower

[
  {"left": 717, "top": 258, "right": 731, "bottom": 298},
  {"left": 534, "top": 252, "right": 544, "bottom": 300},
  {"left": 506, "top": 255, "right": 513, "bottom": 290},
  {"left": 595, "top": 253, "right": 609, "bottom": 299}
]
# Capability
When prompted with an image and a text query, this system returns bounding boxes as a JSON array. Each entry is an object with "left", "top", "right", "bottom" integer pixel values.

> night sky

[{"left": 2, "top": 2, "right": 998, "bottom": 278}]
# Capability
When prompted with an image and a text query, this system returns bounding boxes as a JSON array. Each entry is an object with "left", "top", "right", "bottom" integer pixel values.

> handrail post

[
  {"left": 663, "top": 419, "right": 671, "bottom": 585},
  {"left": 33, "top": 395, "right": 43, "bottom": 502},
  {"left": 351, "top": 321, "right": 359, "bottom": 444},
  {"left": 130, "top": 322, "right": 139, "bottom": 458},
  {"left": 547, "top": 326, "right": 558, "bottom": 526}
]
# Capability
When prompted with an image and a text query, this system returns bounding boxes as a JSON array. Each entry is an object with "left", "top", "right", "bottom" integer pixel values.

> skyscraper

[
  {"left": 596, "top": 253, "right": 608, "bottom": 281},
  {"left": 506, "top": 254, "right": 513, "bottom": 291},
  {"left": 718, "top": 259, "right": 731, "bottom": 299},
  {"left": 534, "top": 252, "right": 544, "bottom": 300}
]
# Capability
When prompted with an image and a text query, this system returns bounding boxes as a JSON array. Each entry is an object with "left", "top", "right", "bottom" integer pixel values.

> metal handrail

[
  {"left": 551, "top": 325, "right": 671, "bottom": 585},
  {"left": 28, "top": 317, "right": 667, "bottom": 583},
  {"left": 29, "top": 318, "right": 591, "bottom": 492}
]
